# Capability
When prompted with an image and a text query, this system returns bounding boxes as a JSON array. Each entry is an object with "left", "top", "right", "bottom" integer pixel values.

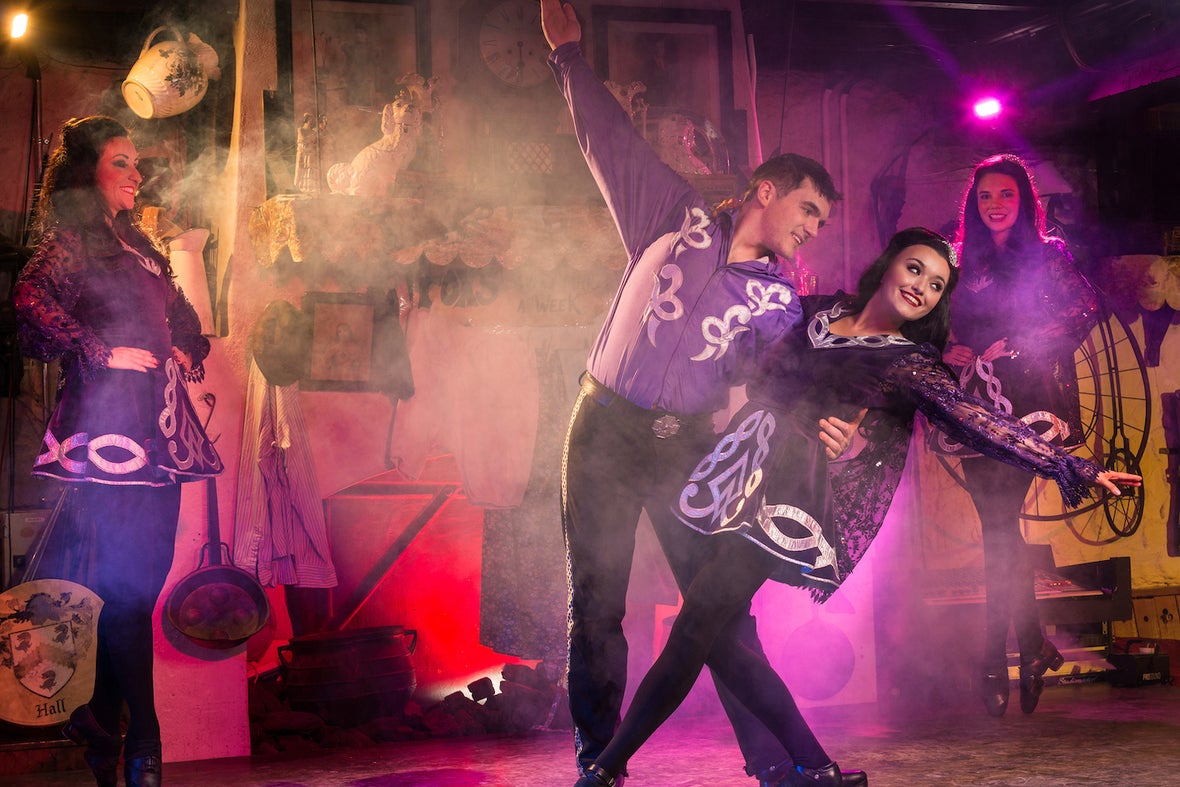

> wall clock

[{"left": 477, "top": 0, "right": 551, "bottom": 89}]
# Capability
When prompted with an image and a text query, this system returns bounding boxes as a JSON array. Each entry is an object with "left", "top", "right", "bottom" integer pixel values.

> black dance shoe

[
  {"left": 62, "top": 705, "right": 122, "bottom": 787},
  {"left": 784, "top": 761, "right": 868, "bottom": 786},
  {"left": 125, "top": 752, "right": 162, "bottom": 787},
  {"left": 574, "top": 763, "right": 623, "bottom": 786},
  {"left": 980, "top": 671, "right": 1010, "bottom": 718},
  {"left": 1019, "top": 639, "right": 1065, "bottom": 714},
  {"left": 757, "top": 757, "right": 795, "bottom": 787}
]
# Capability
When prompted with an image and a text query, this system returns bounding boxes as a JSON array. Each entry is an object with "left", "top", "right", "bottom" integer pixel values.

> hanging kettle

[{"left": 122, "top": 27, "right": 219, "bottom": 119}]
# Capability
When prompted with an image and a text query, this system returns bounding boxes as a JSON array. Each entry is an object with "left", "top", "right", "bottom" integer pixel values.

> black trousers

[
  {"left": 79, "top": 481, "right": 181, "bottom": 757},
  {"left": 561, "top": 383, "right": 791, "bottom": 776},
  {"left": 961, "top": 456, "right": 1044, "bottom": 668},
  {"left": 592, "top": 521, "right": 830, "bottom": 778}
]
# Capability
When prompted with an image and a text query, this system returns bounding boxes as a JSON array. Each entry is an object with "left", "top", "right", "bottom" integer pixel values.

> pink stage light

[{"left": 973, "top": 97, "right": 1002, "bottom": 120}]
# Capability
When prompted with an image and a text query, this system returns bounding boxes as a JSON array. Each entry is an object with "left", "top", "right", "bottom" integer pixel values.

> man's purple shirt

[{"left": 549, "top": 42, "right": 803, "bottom": 415}]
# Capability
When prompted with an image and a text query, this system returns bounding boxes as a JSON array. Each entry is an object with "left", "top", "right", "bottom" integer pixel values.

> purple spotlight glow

[{"left": 973, "top": 97, "right": 1002, "bottom": 120}]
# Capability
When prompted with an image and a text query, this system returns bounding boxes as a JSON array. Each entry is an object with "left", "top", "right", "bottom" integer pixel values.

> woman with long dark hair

[
  {"left": 939, "top": 154, "right": 1100, "bottom": 717},
  {"left": 14, "top": 116, "right": 221, "bottom": 787},
  {"left": 574, "top": 227, "right": 1138, "bottom": 787}
]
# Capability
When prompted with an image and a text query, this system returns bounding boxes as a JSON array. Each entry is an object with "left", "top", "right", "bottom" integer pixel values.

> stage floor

[{"left": 7, "top": 681, "right": 1178, "bottom": 786}]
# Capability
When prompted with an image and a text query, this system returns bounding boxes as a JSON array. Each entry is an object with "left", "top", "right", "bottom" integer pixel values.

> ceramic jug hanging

[{"left": 122, "top": 27, "right": 217, "bottom": 119}]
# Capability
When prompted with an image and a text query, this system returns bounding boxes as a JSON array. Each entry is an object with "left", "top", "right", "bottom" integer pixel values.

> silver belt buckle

[{"left": 652, "top": 414, "right": 682, "bottom": 439}]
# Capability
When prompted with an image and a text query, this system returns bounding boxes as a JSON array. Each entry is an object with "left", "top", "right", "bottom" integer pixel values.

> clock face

[{"left": 478, "top": 0, "right": 551, "bottom": 88}]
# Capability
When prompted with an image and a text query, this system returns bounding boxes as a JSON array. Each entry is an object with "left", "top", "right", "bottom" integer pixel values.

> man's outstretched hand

[{"left": 541, "top": 0, "right": 580, "bottom": 50}]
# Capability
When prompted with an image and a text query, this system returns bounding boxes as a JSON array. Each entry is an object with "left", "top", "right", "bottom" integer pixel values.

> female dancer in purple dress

[
  {"left": 939, "top": 154, "right": 1100, "bottom": 716},
  {"left": 15, "top": 116, "right": 221, "bottom": 787}
]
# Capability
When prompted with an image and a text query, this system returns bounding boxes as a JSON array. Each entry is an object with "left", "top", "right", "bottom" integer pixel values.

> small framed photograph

[
  {"left": 274, "top": 0, "right": 431, "bottom": 195},
  {"left": 591, "top": 5, "right": 744, "bottom": 168},
  {"left": 302, "top": 292, "right": 376, "bottom": 391}
]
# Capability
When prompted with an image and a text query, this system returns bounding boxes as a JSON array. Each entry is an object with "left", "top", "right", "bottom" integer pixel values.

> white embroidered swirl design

[
  {"left": 963, "top": 356, "right": 1013, "bottom": 414},
  {"left": 138, "top": 256, "right": 162, "bottom": 276},
  {"left": 643, "top": 208, "right": 713, "bottom": 346},
  {"left": 692, "top": 280, "right": 796, "bottom": 361},
  {"left": 160, "top": 358, "right": 221, "bottom": 472},
  {"left": 678, "top": 206, "right": 713, "bottom": 250},
  {"left": 119, "top": 240, "right": 162, "bottom": 276},
  {"left": 756, "top": 503, "right": 840, "bottom": 579},
  {"left": 646, "top": 263, "right": 686, "bottom": 346},
  {"left": 35, "top": 428, "right": 149, "bottom": 476},
  {"left": 808, "top": 303, "right": 914, "bottom": 350},
  {"left": 158, "top": 359, "right": 179, "bottom": 439},
  {"left": 679, "top": 409, "right": 775, "bottom": 530},
  {"left": 1025, "top": 410, "right": 1071, "bottom": 443},
  {"left": 936, "top": 360, "right": 1071, "bottom": 454}
]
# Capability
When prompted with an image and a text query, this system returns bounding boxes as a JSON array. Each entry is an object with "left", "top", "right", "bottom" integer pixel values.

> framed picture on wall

[
  {"left": 267, "top": 0, "right": 432, "bottom": 197},
  {"left": 311, "top": 0, "right": 420, "bottom": 110},
  {"left": 591, "top": 4, "right": 746, "bottom": 169},
  {"left": 302, "top": 292, "right": 376, "bottom": 391},
  {"left": 310, "top": 0, "right": 423, "bottom": 169}
]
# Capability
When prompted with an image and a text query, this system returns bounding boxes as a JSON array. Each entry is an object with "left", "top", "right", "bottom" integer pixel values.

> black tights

[
  {"left": 961, "top": 457, "right": 1043, "bottom": 669},
  {"left": 592, "top": 533, "right": 829, "bottom": 778},
  {"left": 81, "top": 482, "right": 181, "bottom": 758}
]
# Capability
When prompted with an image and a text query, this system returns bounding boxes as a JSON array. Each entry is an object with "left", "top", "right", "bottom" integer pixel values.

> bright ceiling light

[
  {"left": 973, "top": 97, "right": 1002, "bottom": 120},
  {"left": 10, "top": 12, "right": 29, "bottom": 39}
]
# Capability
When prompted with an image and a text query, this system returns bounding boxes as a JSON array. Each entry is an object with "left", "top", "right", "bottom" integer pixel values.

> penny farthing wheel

[{"left": 936, "top": 307, "right": 1150, "bottom": 545}]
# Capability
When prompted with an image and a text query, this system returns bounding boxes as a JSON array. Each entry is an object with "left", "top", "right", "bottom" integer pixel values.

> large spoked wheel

[{"left": 936, "top": 309, "right": 1150, "bottom": 545}]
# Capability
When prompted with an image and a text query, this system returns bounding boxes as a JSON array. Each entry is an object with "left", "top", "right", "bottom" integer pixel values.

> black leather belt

[{"left": 579, "top": 372, "right": 709, "bottom": 439}]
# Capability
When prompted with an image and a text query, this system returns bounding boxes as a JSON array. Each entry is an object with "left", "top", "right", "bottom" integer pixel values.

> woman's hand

[
  {"left": 541, "top": 0, "right": 580, "bottom": 50},
  {"left": 1093, "top": 471, "right": 1142, "bottom": 496},
  {"left": 819, "top": 409, "right": 867, "bottom": 460},
  {"left": 942, "top": 343, "right": 974, "bottom": 367},
  {"left": 172, "top": 346, "right": 193, "bottom": 375},
  {"left": 979, "top": 338, "right": 1018, "bottom": 363},
  {"left": 107, "top": 346, "right": 159, "bottom": 373}
]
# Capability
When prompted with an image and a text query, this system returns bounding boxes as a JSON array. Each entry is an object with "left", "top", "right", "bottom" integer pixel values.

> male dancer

[{"left": 544, "top": 2, "right": 864, "bottom": 784}]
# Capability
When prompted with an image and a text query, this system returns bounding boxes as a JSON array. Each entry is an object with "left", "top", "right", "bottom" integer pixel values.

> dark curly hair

[
  {"left": 844, "top": 227, "right": 960, "bottom": 350},
  {"left": 33, "top": 116, "right": 169, "bottom": 272},
  {"left": 35, "top": 116, "right": 134, "bottom": 235},
  {"left": 956, "top": 153, "right": 1056, "bottom": 265}
]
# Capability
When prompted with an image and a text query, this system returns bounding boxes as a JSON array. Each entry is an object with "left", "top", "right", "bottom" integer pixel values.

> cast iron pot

[{"left": 165, "top": 478, "right": 270, "bottom": 649}]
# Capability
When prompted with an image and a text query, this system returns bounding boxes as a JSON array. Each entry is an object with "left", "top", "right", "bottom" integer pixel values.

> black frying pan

[{"left": 165, "top": 477, "right": 270, "bottom": 649}]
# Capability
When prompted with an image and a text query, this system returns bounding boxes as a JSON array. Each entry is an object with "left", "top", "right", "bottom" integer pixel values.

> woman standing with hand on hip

[
  {"left": 937, "top": 153, "right": 1100, "bottom": 717},
  {"left": 14, "top": 116, "right": 221, "bottom": 787}
]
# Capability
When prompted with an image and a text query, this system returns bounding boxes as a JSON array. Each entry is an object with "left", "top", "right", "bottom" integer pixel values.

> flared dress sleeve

[
  {"left": 886, "top": 348, "right": 1102, "bottom": 507},
  {"left": 1010, "top": 240, "right": 1099, "bottom": 360},
  {"left": 165, "top": 279, "right": 211, "bottom": 382},
  {"left": 14, "top": 231, "right": 112, "bottom": 378}
]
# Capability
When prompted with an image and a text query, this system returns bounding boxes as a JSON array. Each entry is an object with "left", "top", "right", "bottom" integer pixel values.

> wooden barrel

[{"left": 277, "top": 625, "right": 417, "bottom": 726}]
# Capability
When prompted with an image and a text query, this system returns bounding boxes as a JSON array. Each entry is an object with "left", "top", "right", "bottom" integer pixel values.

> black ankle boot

[
  {"left": 124, "top": 740, "right": 163, "bottom": 787},
  {"left": 125, "top": 752, "right": 162, "bottom": 787},
  {"left": 1019, "top": 639, "right": 1065, "bottom": 714},
  {"left": 788, "top": 761, "right": 868, "bottom": 786},
  {"left": 62, "top": 705, "right": 122, "bottom": 787},
  {"left": 757, "top": 757, "right": 795, "bottom": 787},
  {"left": 980, "top": 671, "right": 1010, "bottom": 717},
  {"left": 574, "top": 763, "right": 621, "bottom": 787}
]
